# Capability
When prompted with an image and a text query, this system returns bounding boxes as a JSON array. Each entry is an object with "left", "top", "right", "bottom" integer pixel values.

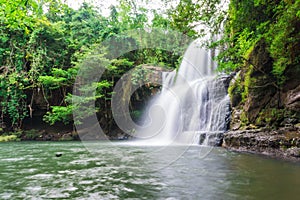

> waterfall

[{"left": 136, "top": 41, "right": 230, "bottom": 146}]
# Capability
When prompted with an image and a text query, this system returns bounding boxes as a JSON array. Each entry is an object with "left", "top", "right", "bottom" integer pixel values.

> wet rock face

[
  {"left": 248, "top": 39, "right": 273, "bottom": 74},
  {"left": 223, "top": 127, "right": 300, "bottom": 160},
  {"left": 243, "top": 83, "right": 277, "bottom": 123},
  {"left": 281, "top": 64, "right": 300, "bottom": 113},
  {"left": 198, "top": 132, "right": 224, "bottom": 147},
  {"left": 225, "top": 39, "right": 300, "bottom": 160},
  {"left": 284, "top": 84, "right": 300, "bottom": 111},
  {"left": 228, "top": 39, "right": 300, "bottom": 129},
  {"left": 286, "top": 147, "right": 300, "bottom": 158},
  {"left": 243, "top": 39, "right": 277, "bottom": 123}
]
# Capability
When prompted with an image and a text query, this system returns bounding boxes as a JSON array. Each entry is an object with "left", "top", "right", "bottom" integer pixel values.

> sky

[
  {"left": 64, "top": 0, "right": 228, "bottom": 42},
  {"left": 65, "top": 0, "right": 173, "bottom": 16},
  {"left": 65, "top": 0, "right": 118, "bottom": 16}
]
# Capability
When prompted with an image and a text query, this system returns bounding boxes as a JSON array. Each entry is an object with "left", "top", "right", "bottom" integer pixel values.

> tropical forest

[{"left": 0, "top": 0, "right": 300, "bottom": 199}]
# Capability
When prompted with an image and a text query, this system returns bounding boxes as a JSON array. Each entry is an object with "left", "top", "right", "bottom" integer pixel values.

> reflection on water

[
  {"left": 0, "top": 142, "right": 299, "bottom": 199},
  {"left": 225, "top": 152, "right": 300, "bottom": 200}
]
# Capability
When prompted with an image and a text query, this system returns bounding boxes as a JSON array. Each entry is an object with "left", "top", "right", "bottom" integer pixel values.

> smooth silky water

[
  {"left": 135, "top": 41, "right": 230, "bottom": 146},
  {"left": 0, "top": 141, "right": 299, "bottom": 200}
]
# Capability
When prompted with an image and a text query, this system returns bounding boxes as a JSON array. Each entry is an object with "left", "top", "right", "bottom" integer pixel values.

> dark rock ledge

[{"left": 222, "top": 127, "right": 300, "bottom": 161}]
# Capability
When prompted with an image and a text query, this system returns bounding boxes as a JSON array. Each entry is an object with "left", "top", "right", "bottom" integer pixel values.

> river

[{"left": 0, "top": 141, "right": 299, "bottom": 199}]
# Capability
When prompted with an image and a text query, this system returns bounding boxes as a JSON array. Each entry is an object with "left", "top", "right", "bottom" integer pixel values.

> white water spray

[{"left": 137, "top": 41, "right": 230, "bottom": 146}]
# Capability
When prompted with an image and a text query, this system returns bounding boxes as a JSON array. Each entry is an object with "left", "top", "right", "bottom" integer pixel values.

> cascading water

[{"left": 137, "top": 41, "right": 230, "bottom": 146}]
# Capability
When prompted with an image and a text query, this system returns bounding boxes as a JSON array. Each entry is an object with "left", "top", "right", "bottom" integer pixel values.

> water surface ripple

[{"left": 0, "top": 142, "right": 299, "bottom": 199}]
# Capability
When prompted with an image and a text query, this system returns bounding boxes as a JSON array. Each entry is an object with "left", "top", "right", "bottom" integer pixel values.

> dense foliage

[
  {"left": 0, "top": 0, "right": 299, "bottom": 136},
  {"left": 0, "top": 0, "right": 203, "bottom": 134},
  {"left": 218, "top": 0, "right": 300, "bottom": 82},
  {"left": 219, "top": 0, "right": 300, "bottom": 128}
]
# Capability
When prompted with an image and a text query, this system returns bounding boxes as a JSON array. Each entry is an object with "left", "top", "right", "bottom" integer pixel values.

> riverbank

[
  {"left": 0, "top": 130, "right": 79, "bottom": 142},
  {"left": 2, "top": 126, "right": 300, "bottom": 162},
  {"left": 222, "top": 127, "right": 300, "bottom": 161},
  {"left": 0, "top": 126, "right": 129, "bottom": 142}
]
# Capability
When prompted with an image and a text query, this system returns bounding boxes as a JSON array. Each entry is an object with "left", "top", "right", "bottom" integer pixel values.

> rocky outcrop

[
  {"left": 283, "top": 81, "right": 300, "bottom": 111},
  {"left": 228, "top": 39, "right": 300, "bottom": 129},
  {"left": 225, "top": 38, "right": 300, "bottom": 161},
  {"left": 223, "top": 127, "right": 300, "bottom": 160}
]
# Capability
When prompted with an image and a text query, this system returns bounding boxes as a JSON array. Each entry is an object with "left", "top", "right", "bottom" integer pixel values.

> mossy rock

[
  {"left": 0, "top": 135, "right": 20, "bottom": 142},
  {"left": 248, "top": 38, "right": 273, "bottom": 74},
  {"left": 228, "top": 72, "right": 243, "bottom": 107}
]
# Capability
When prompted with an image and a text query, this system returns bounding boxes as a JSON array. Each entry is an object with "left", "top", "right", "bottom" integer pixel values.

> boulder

[{"left": 284, "top": 84, "right": 300, "bottom": 111}]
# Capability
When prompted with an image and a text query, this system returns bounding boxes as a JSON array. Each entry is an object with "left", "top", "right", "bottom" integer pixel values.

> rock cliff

[{"left": 224, "top": 39, "right": 300, "bottom": 160}]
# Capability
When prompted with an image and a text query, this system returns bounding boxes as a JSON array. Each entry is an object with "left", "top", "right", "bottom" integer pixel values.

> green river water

[{"left": 0, "top": 141, "right": 299, "bottom": 199}]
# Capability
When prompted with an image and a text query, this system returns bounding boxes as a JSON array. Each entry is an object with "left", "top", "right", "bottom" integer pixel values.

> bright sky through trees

[
  {"left": 65, "top": 0, "right": 117, "bottom": 15},
  {"left": 65, "top": 0, "right": 175, "bottom": 16}
]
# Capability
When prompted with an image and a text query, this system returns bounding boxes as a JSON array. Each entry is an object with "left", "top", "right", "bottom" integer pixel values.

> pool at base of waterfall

[{"left": 0, "top": 141, "right": 299, "bottom": 200}]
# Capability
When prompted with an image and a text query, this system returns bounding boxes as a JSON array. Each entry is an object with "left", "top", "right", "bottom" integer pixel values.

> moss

[
  {"left": 256, "top": 116, "right": 261, "bottom": 125},
  {"left": 256, "top": 108, "right": 287, "bottom": 128},
  {"left": 23, "top": 129, "right": 40, "bottom": 140},
  {"left": 242, "top": 65, "right": 253, "bottom": 103},
  {"left": 228, "top": 77, "right": 240, "bottom": 98},
  {"left": 244, "top": 41, "right": 257, "bottom": 59},
  {"left": 0, "top": 135, "right": 20, "bottom": 142},
  {"left": 240, "top": 111, "right": 249, "bottom": 128},
  {"left": 59, "top": 135, "right": 73, "bottom": 141},
  {"left": 228, "top": 75, "right": 243, "bottom": 107}
]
